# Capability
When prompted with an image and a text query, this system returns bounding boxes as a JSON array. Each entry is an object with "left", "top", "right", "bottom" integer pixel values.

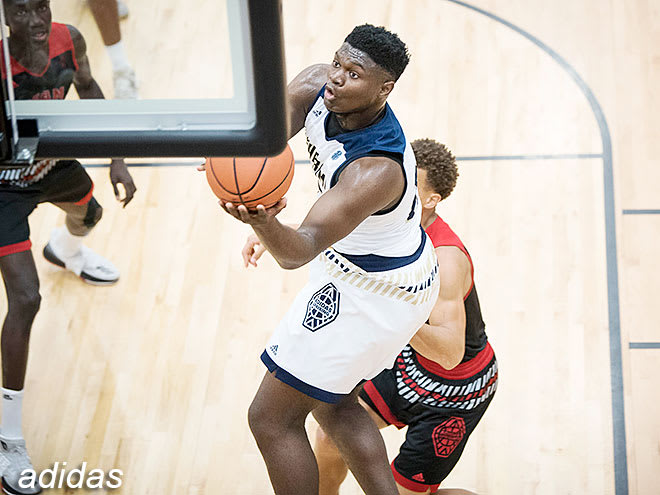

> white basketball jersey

[{"left": 304, "top": 86, "right": 422, "bottom": 261}]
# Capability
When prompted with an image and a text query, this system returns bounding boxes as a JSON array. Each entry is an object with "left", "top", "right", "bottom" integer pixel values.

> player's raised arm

[
  {"left": 67, "top": 25, "right": 104, "bottom": 99},
  {"left": 409, "top": 246, "right": 471, "bottom": 369},
  {"left": 286, "top": 64, "right": 331, "bottom": 139}
]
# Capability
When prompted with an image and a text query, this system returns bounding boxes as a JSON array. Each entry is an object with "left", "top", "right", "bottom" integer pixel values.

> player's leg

[
  {"left": 313, "top": 387, "right": 399, "bottom": 495},
  {"left": 0, "top": 194, "right": 43, "bottom": 494},
  {"left": 314, "top": 426, "right": 347, "bottom": 495},
  {"left": 315, "top": 397, "right": 389, "bottom": 495},
  {"left": 87, "top": 0, "right": 137, "bottom": 98},
  {"left": 0, "top": 192, "right": 41, "bottom": 392},
  {"left": 42, "top": 161, "right": 119, "bottom": 285},
  {"left": 0, "top": 252, "right": 40, "bottom": 392},
  {"left": 46, "top": 197, "right": 119, "bottom": 285},
  {"left": 247, "top": 371, "right": 321, "bottom": 495}
]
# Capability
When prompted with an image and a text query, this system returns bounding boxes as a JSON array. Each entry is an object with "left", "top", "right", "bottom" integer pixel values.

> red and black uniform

[
  {"left": 0, "top": 22, "right": 95, "bottom": 256},
  {"left": 360, "top": 216, "right": 498, "bottom": 493},
  {"left": 1, "top": 22, "right": 78, "bottom": 101}
]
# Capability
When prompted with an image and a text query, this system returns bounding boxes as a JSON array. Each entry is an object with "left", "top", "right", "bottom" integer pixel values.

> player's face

[
  {"left": 324, "top": 42, "right": 393, "bottom": 114},
  {"left": 4, "top": 0, "right": 52, "bottom": 46}
]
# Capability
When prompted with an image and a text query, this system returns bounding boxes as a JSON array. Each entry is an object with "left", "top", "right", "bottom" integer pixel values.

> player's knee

[
  {"left": 84, "top": 198, "right": 103, "bottom": 228},
  {"left": 247, "top": 397, "right": 274, "bottom": 442},
  {"left": 9, "top": 287, "right": 41, "bottom": 321}
]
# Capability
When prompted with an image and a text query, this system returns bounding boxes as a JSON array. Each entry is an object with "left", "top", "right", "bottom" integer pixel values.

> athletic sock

[
  {"left": 106, "top": 41, "right": 131, "bottom": 72},
  {"left": 56, "top": 227, "right": 84, "bottom": 258},
  {"left": 1, "top": 388, "right": 23, "bottom": 440}
]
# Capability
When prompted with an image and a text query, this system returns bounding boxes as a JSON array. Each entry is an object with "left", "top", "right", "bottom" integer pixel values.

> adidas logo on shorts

[{"left": 269, "top": 345, "right": 278, "bottom": 355}]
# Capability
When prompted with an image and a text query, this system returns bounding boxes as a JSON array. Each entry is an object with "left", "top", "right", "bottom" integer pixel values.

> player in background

[
  {"left": 0, "top": 1, "right": 136, "bottom": 493},
  {"left": 315, "top": 139, "right": 497, "bottom": 495}
]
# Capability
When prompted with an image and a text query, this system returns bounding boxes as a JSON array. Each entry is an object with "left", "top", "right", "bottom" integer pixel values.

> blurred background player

[
  {"left": 224, "top": 24, "right": 439, "bottom": 495},
  {"left": 0, "top": 1, "right": 136, "bottom": 493},
  {"left": 314, "top": 139, "right": 497, "bottom": 495},
  {"left": 87, "top": 0, "right": 137, "bottom": 98}
]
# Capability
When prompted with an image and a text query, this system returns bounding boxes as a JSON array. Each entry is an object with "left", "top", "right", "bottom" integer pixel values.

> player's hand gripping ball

[{"left": 205, "top": 145, "right": 294, "bottom": 209}]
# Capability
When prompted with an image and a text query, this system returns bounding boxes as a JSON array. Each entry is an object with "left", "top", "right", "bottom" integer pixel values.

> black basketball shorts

[
  {"left": 359, "top": 343, "right": 498, "bottom": 493},
  {"left": 0, "top": 160, "right": 94, "bottom": 256}
]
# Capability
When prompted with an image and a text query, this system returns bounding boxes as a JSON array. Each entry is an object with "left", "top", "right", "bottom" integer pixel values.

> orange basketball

[{"left": 205, "top": 145, "right": 294, "bottom": 209}]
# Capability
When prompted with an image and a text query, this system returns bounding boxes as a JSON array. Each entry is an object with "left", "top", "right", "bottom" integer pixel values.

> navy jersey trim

[
  {"left": 261, "top": 351, "right": 346, "bottom": 403},
  {"left": 336, "top": 226, "right": 426, "bottom": 272}
]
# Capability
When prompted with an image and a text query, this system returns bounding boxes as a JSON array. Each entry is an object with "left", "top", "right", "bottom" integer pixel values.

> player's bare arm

[
  {"left": 225, "top": 156, "right": 405, "bottom": 269},
  {"left": 409, "top": 246, "right": 472, "bottom": 369},
  {"left": 241, "top": 224, "right": 298, "bottom": 267},
  {"left": 68, "top": 25, "right": 104, "bottom": 99},
  {"left": 68, "top": 25, "right": 137, "bottom": 206},
  {"left": 287, "top": 64, "right": 331, "bottom": 138}
]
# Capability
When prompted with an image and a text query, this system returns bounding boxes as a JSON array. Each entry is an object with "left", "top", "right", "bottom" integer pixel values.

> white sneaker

[
  {"left": 112, "top": 67, "right": 138, "bottom": 99},
  {"left": 0, "top": 435, "right": 41, "bottom": 495},
  {"left": 43, "top": 228, "right": 120, "bottom": 286},
  {"left": 117, "top": 0, "right": 129, "bottom": 19}
]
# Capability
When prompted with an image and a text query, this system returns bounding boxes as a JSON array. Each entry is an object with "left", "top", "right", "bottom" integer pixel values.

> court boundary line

[
  {"left": 628, "top": 342, "right": 660, "bottom": 349},
  {"left": 622, "top": 209, "right": 660, "bottom": 215},
  {"left": 443, "top": 1, "right": 626, "bottom": 493}
]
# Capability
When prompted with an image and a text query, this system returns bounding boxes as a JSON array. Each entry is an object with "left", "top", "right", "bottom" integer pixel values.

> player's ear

[
  {"left": 379, "top": 80, "right": 395, "bottom": 98},
  {"left": 424, "top": 193, "right": 442, "bottom": 209}
]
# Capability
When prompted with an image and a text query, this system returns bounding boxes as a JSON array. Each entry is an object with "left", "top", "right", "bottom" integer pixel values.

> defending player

[
  {"left": 221, "top": 24, "right": 439, "bottom": 495},
  {"left": 244, "top": 139, "right": 497, "bottom": 495},
  {"left": 0, "top": 1, "right": 136, "bottom": 493},
  {"left": 314, "top": 139, "right": 497, "bottom": 494}
]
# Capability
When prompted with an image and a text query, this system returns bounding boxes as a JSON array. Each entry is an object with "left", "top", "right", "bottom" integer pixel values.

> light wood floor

[{"left": 0, "top": 1, "right": 658, "bottom": 494}]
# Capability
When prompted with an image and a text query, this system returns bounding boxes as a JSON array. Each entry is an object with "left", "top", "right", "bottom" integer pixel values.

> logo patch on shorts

[
  {"left": 432, "top": 417, "right": 466, "bottom": 458},
  {"left": 303, "top": 283, "right": 340, "bottom": 332}
]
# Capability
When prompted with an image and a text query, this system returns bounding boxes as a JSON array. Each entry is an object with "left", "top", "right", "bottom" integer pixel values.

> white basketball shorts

[{"left": 261, "top": 230, "right": 439, "bottom": 403}]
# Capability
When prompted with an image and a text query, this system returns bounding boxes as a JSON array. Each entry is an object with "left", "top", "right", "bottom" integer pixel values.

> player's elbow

[
  {"left": 439, "top": 350, "right": 464, "bottom": 370},
  {"left": 276, "top": 258, "right": 305, "bottom": 270},
  {"left": 424, "top": 344, "right": 464, "bottom": 370},
  {"left": 274, "top": 250, "right": 316, "bottom": 270}
]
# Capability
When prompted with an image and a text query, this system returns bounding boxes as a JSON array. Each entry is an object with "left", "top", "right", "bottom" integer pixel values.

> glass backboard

[{"left": 0, "top": 0, "right": 287, "bottom": 160}]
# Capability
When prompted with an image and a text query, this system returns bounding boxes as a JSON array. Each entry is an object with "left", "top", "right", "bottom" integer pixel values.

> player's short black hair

[
  {"left": 412, "top": 139, "right": 458, "bottom": 200},
  {"left": 344, "top": 24, "right": 410, "bottom": 81}
]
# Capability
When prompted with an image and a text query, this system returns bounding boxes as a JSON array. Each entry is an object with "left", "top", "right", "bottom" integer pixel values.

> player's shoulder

[
  {"left": 289, "top": 64, "right": 330, "bottom": 107},
  {"left": 435, "top": 244, "right": 470, "bottom": 266},
  {"left": 60, "top": 23, "right": 84, "bottom": 46},
  {"left": 434, "top": 245, "right": 472, "bottom": 290}
]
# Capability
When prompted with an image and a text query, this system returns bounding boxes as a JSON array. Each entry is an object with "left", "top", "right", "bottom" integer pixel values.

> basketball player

[
  {"left": 243, "top": 140, "right": 497, "bottom": 495},
  {"left": 313, "top": 139, "right": 497, "bottom": 495},
  {"left": 0, "top": 1, "right": 136, "bottom": 493},
  {"left": 221, "top": 24, "right": 439, "bottom": 495}
]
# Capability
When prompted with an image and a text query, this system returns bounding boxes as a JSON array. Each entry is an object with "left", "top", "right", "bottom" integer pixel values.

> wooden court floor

[{"left": 0, "top": 0, "right": 657, "bottom": 494}]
